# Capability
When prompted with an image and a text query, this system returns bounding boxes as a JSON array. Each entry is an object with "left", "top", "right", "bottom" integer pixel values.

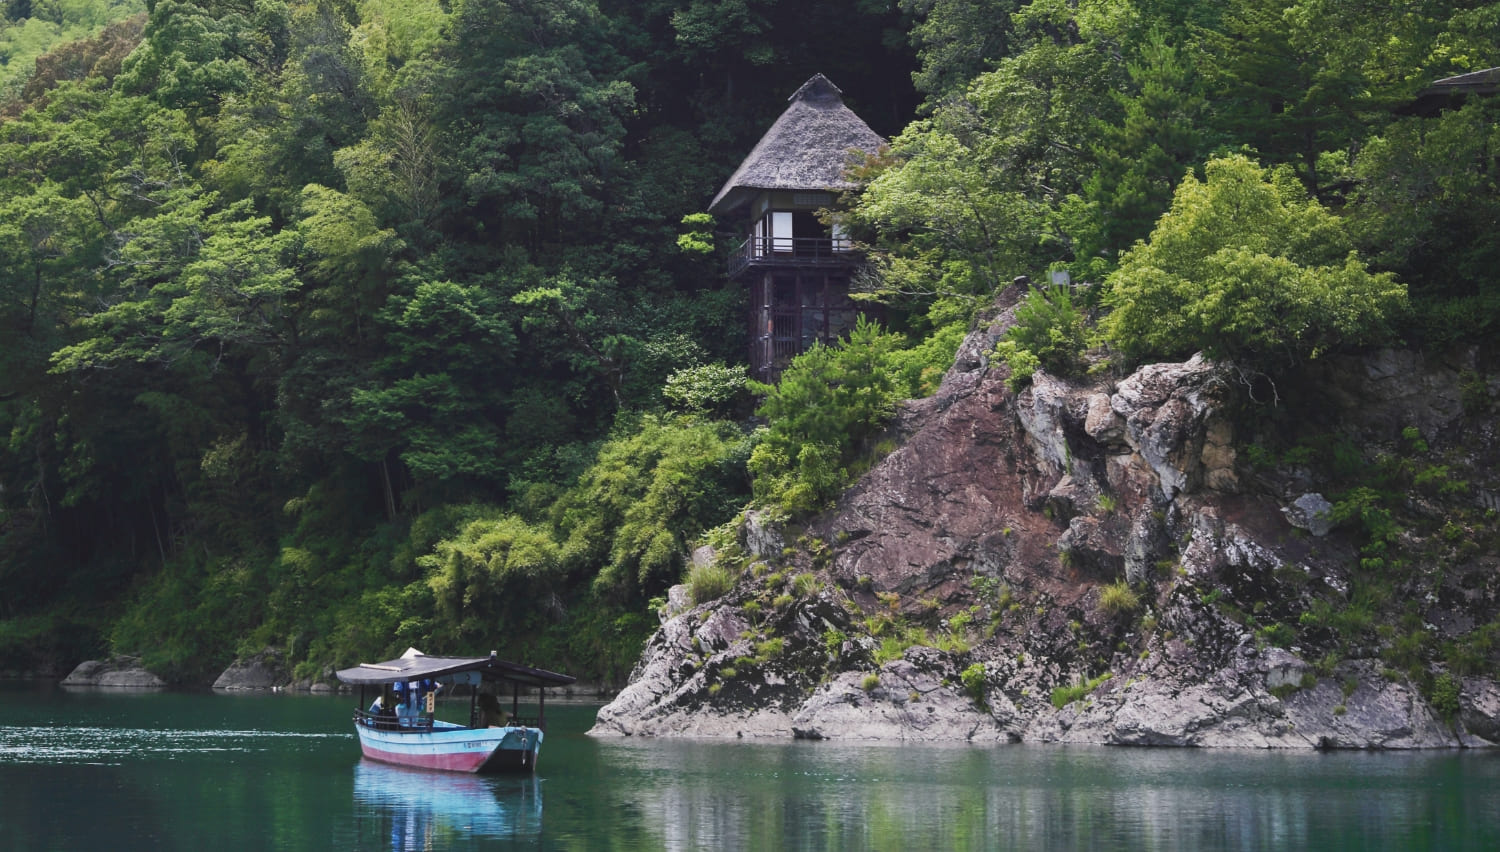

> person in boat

[
  {"left": 477, "top": 692, "right": 507, "bottom": 728},
  {"left": 392, "top": 682, "right": 418, "bottom": 727},
  {"left": 368, "top": 689, "right": 398, "bottom": 728}
]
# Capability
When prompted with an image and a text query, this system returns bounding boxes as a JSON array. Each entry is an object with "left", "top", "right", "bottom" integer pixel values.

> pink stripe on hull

[{"left": 361, "top": 743, "right": 491, "bottom": 773}]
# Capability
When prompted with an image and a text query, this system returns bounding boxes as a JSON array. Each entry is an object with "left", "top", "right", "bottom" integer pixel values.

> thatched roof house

[
  {"left": 710, "top": 74, "right": 885, "bottom": 381},
  {"left": 708, "top": 74, "right": 883, "bottom": 217}
]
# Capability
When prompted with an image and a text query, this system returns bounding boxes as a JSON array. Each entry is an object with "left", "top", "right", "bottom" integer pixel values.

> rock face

[
  {"left": 61, "top": 656, "right": 167, "bottom": 688},
  {"left": 212, "top": 648, "right": 289, "bottom": 690},
  {"left": 1282, "top": 493, "right": 1334, "bottom": 536},
  {"left": 592, "top": 285, "right": 1500, "bottom": 748}
]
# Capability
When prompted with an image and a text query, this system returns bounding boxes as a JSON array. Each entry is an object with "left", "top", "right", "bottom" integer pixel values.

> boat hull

[{"left": 354, "top": 722, "right": 544, "bottom": 774}]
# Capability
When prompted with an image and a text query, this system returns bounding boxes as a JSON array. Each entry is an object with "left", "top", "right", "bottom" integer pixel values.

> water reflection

[
  {"left": 575, "top": 738, "right": 1500, "bottom": 851},
  {"left": 352, "top": 760, "right": 541, "bottom": 850}
]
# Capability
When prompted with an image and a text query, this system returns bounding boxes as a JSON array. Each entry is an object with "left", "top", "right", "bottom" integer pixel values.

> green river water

[{"left": 0, "top": 681, "right": 1496, "bottom": 850}]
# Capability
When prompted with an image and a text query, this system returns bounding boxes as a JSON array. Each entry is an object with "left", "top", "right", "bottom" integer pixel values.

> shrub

[
  {"left": 992, "top": 281, "right": 1088, "bottom": 391},
  {"left": 960, "top": 663, "right": 987, "bottom": 703},
  {"left": 991, "top": 340, "right": 1042, "bottom": 392},
  {"left": 1258, "top": 622, "right": 1296, "bottom": 648},
  {"left": 1331, "top": 487, "right": 1401, "bottom": 544},
  {"left": 424, "top": 513, "right": 561, "bottom": 643},
  {"left": 861, "top": 673, "right": 880, "bottom": 692},
  {"left": 1431, "top": 673, "right": 1461, "bottom": 719},
  {"left": 886, "top": 322, "right": 967, "bottom": 398},
  {"left": 747, "top": 318, "right": 900, "bottom": 517},
  {"left": 823, "top": 629, "right": 846, "bottom": 658},
  {"left": 662, "top": 362, "right": 749, "bottom": 415},
  {"left": 948, "top": 607, "right": 975, "bottom": 633},
  {"left": 553, "top": 413, "right": 754, "bottom": 599}
]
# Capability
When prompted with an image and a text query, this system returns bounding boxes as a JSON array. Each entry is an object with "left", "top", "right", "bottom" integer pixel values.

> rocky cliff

[{"left": 592, "top": 284, "right": 1500, "bottom": 748}]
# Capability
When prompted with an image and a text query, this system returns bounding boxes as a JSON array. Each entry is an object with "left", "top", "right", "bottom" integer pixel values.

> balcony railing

[{"left": 728, "top": 235, "right": 859, "bottom": 277}]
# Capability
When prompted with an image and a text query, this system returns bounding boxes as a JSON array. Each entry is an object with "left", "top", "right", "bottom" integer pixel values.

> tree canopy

[
  {"left": 1, "top": 0, "right": 1496, "bottom": 683},
  {"left": 1100, "top": 155, "right": 1406, "bottom": 369}
]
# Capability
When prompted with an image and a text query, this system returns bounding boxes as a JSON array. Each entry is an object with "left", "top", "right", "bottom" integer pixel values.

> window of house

[
  {"left": 831, "top": 221, "right": 850, "bottom": 251},
  {"left": 772, "top": 211, "right": 793, "bottom": 252}
]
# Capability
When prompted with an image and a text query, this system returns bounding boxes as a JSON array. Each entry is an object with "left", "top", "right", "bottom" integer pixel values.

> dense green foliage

[
  {"left": 0, "top": 0, "right": 918, "bottom": 680},
  {"left": 1101, "top": 155, "right": 1407, "bottom": 369},
  {"left": 852, "top": 0, "right": 1496, "bottom": 358},
  {"left": 3, "top": 0, "right": 1499, "bottom": 684},
  {"left": 748, "top": 318, "right": 926, "bottom": 517},
  {"left": 992, "top": 280, "right": 1087, "bottom": 390}
]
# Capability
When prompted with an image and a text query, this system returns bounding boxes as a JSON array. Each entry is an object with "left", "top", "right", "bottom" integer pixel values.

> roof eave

[{"left": 334, "top": 655, "right": 576, "bottom": 688}]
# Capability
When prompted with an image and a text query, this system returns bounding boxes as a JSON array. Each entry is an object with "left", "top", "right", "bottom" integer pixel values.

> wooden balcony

[{"left": 728, "top": 235, "right": 860, "bottom": 277}]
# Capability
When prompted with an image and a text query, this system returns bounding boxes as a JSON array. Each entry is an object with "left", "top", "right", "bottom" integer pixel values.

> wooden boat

[{"left": 335, "top": 650, "right": 575, "bottom": 773}]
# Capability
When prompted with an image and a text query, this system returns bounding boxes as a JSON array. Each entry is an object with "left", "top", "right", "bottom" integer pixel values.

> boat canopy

[{"left": 335, "top": 652, "right": 575, "bottom": 689}]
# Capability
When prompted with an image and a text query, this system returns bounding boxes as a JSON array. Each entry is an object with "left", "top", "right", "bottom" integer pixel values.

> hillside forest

[{"left": 1, "top": 0, "right": 1497, "bottom": 685}]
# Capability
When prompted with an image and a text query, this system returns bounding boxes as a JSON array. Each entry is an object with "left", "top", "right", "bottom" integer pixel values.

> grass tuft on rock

[
  {"left": 687, "top": 562, "right": 735, "bottom": 605},
  {"left": 1097, "top": 580, "right": 1140, "bottom": 617}
]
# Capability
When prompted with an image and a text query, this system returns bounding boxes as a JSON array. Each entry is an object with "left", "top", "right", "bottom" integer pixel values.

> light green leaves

[{"left": 1101, "top": 154, "right": 1406, "bottom": 369}]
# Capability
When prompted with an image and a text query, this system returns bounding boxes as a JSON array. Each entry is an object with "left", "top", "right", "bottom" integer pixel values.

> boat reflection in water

[{"left": 353, "top": 759, "right": 542, "bottom": 850}]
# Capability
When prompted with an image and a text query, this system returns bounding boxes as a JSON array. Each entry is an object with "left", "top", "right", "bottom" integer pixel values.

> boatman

[{"left": 477, "top": 692, "right": 506, "bottom": 727}]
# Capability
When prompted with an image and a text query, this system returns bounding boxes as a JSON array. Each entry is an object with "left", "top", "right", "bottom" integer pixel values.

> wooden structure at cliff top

[{"left": 709, "top": 74, "right": 883, "bottom": 381}]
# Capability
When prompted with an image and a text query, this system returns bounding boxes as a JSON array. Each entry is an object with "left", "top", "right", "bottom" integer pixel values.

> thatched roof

[
  {"left": 708, "top": 74, "right": 883, "bottom": 216},
  {"left": 1405, "top": 67, "right": 1500, "bottom": 114},
  {"left": 1426, "top": 67, "right": 1500, "bottom": 96}
]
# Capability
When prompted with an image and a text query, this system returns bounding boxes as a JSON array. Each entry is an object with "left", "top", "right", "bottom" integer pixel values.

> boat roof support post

[
  {"left": 512, "top": 682, "right": 519, "bottom": 718},
  {"left": 539, "top": 688, "right": 546, "bottom": 730}
]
